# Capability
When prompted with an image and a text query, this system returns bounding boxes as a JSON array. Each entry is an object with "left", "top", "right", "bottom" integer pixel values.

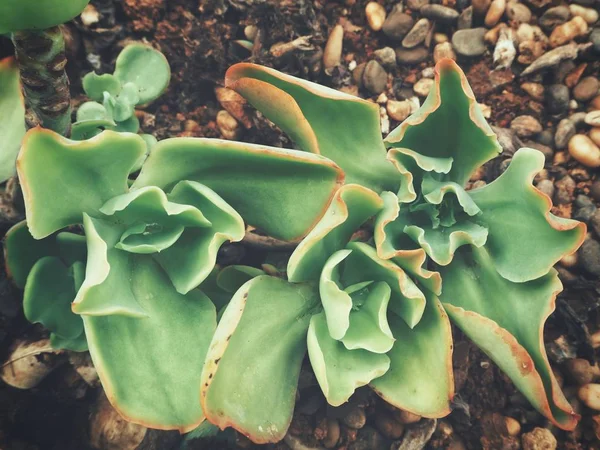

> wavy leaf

[
  {"left": 0, "top": 57, "right": 25, "bottom": 183},
  {"left": 82, "top": 254, "right": 215, "bottom": 432},
  {"left": 17, "top": 129, "right": 147, "bottom": 239},
  {"left": 201, "top": 276, "right": 319, "bottom": 443},
  {"left": 133, "top": 137, "right": 344, "bottom": 241},
  {"left": 469, "top": 148, "right": 586, "bottom": 282},
  {"left": 307, "top": 311, "right": 390, "bottom": 406},
  {"left": 225, "top": 63, "right": 400, "bottom": 193},
  {"left": 439, "top": 245, "right": 578, "bottom": 430},
  {"left": 82, "top": 73, "right": 121, "bottom": 102},
  {"left": 370, "top": 293, "right": 453, "bottom": 417},
  {"left": 287, "top": 184, "right": 382, "bottom": 283},
  {"left": 385, "top": 59, "right": 501, "bottom": 185}
]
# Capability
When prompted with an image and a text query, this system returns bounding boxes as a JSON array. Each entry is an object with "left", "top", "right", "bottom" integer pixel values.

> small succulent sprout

[
  {"left": 13, "top": 124, "right": 344, "bottom": 431},
  {"left": 74, "top": 44, "right": 170, "bottom": 141},
  {"left": 200, "top": 185, "right": 454, "bottom": 443},
  {"left": 5, "top": 221, "right": 87, "bottom": 351},
  {"left": 0, "top": 0, "right": 90, "bottom": 34},
  {"left": 226, "top": 58, "right": 585, "bottom": 431},
  {"left": 0, "top": 57, "right": 25, "bottom": 183}
]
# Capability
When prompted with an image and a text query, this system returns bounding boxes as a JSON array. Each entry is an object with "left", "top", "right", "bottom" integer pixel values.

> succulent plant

[
  {"left": 7, "top": 127, "right": 343, "bottom": 431},
  {"left": 0, "top": 57, "right": 25, "bottom": 182},
  {"left": 209, "top": 58, "right": 587, "bottom": 435},
  {"left": 73, "top": 44, "right": 170, "bottom": 146},
  {"left": 3, "top": 0, "right": 90, "bottom": 134}
]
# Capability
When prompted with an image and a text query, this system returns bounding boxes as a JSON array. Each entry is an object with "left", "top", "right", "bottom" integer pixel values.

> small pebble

[
  {"left": 590, "top": 127, "right": 600, "bottom": 146},
  {"left": 323, "top": 25, "right": 344, "bottom": 75},
  {"left": 585, "top": 111, "right": 600, "bottom": 127},
  {"left": 402, "top": 18, "right": 431, "bottom": 48},
  {"left": 413, "top": 78, "right": 434, "bottom": 97},
  {"left": 536, "top": 179, "right": 555, "bottom": 198},
  {"left": 363, "top": 60, "right": 388, "bottom": 95},
  {"left": 407, "top": 0, "right": 430, "bottom": 10},
  {"left": 374, "top": 47, "right": 397, "bottom": 69},
  {"left": 555, "top": 118, "right": 576, "bottom": 149},
  {"left": 393, "top": 409, "right": 422, "bottom": 424},
  {"left": 590, "top": 180, "right": 600, "bottom": 202},
  {"left": 521, "top": 428, "right": 557, "bottom": 450},
  {"left": 568, "top": 134, "right": 600, "bottom": 167},
  {"left": 554, "top": 174, "right": 576, "bottom": 204},
  {"left": 521, "top": 82, "right": 545, "bottom": 101},
  {"left": 566, "top": 358, "right": 600, "bottom": 385},
  {"left": 579, "top": 383, "right": 600, "bottom": 410},
  {"left": 323, "top": 419, "right": 340, "bottom": 448},
  {"left": 560, "top": 252, "right": 578, "bottom": 268},
  {"left": 569, "top": 4, "right": 598, "bottom": 24},
  {"left": 550, "top": 16, "right": 588, "bottom": 48},
  {"left": 366, "top": 2, "right": 387, "bottom": 31},
  {"left": 452, "top": 28, "right": 487, "bottom": 57},
  {"left": 510, "top": 115, "right": 542, "bottom": 138},
  {"left": 420, "top": 4, "right": 459, "bottom": 23},
  {"left": 591, "top": 28, "right": 600, "bottom": 52},
  {"left": 545, "top": 84, "right": 570, "bottom": 114},
  {"left": 506, "top": 2, "right": 531, "bottom": 24},
  {"left": 505, "top": 417, "right": 521, "bottom": 436},
  {"left": 387, "top": 99, "right": 412, "bottom": 122},
  {"left": 579, "top": 237, "right": 600, "bottom": 276},
  {"left": 518, "top": 40, "right": 545, "bottom": 65},
  {"left": 382, "top": 8, "right": 414, "bottom": 40},
  {"left": 395, "top": 47, "right": 429, "bottom": 64},
  {"left": 590, "top": 94, "right": 600, "bottom": 110},
  {"left": 458, "top": 6, "right": 473, "bottom": 29},
  {"left": 342, "top": 407, "right": 367, "bottom": 429},
  {"left": 574, "top": 194, "right": 597, "bottom": 222},
  {"left": 216, "top": 110, "right": 240, "bottom": 140},
  {"left": 434, "top": 42, "right": 456, "bottom": 62},
  {"left": 484, "top": 0, "right": 506, "bottom": 27},
  {"left": 539, "top": 6, "right": 571, "bottom": 31},
  {"left": 374, "top": 412, "right": 405, "bottom": 439}
]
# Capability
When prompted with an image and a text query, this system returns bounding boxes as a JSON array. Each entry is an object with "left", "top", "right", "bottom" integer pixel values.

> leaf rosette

[{"left": 224, "top": 58, "right": 586, "bottom": 431}]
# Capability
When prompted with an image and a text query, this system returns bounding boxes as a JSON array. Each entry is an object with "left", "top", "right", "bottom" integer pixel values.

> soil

[{"left": 0, "top": 0, "right": 599, "bottom": 449}]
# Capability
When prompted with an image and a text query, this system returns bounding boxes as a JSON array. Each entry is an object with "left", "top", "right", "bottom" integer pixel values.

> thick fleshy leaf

[
  {"left": 288, "top": 184, "right": 383, "bottom": 283},
  {"left": 0, "top": 0, "right": 90, "bottom": 33},
  {"left": 225, "top": 63, "right": 400, "bottom": 193},
  {"left": 51, "top": 332, "right": 87, "bottom": 352},
  {"left": 469, "top": 148, "right": 586, "bottom": 282},
  {"left": 307, "top": 312, "right": 390, "bottom": 406},
  {"left": 24, "top": 257, "right": 83, "bottom": 340},
  {"left": 82, "top": 254, "right": 216, "bottom": 432},
  {"left": 404, "top": 221, "right": 488, "bottom": 266},
  {"left": 439, "top": 245, "right": 578, "bottom": 430},
  {"left": 319, "top": 249, "right": 353, "bottom": 340},
  {"left": 4, "top": 221, "right": 86, "bottom": 289},
  {"left": 370, "top": 294, "right": 453, "bottom": 417},
  {"left": 385, "top": 59, "right": 501, "bottom": 185},
  {"left": 341, "top": 242, "right": 426, "bottom": 328},
  {"left": 82, "top": 73, "right": 121, "bottom": 102},
  {"left": 73, "top": 215, "right": 146, "bottom": 317},
  {"left": 200, "top": 265, "right": 265, "bottom": 311},
  {"left": 153, "top": 181, "right": 245, "bottom": 293},
  {"left": 0, "top": 57, "right": 25, "bottom": 183},
  {"left": 132, "top": 138, "right": 344, "bottom": 241},
  {"left": 17, "top": 129, "right": 147, "bottom": 239},
  {"left": 113, "top": 44, "right": 171, "bottom": 105},
  {"left": 201, "top": 276, "right": 319, "bottom": 443}
]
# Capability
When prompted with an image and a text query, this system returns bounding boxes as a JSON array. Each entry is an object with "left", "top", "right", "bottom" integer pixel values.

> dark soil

[{"left": 0, "top": 0, "right": 599, "bottom": 449}]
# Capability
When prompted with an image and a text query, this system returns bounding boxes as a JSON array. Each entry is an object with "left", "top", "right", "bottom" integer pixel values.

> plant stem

[{"left": 12, "top": 27, "right": 71, "bottom": 135}]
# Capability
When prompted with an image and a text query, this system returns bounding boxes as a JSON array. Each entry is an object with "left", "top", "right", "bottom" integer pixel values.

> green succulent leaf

[
  {"left": 439, "top": 245, "right": 578, "bottom": 430},
  {"left": 200, "top": 265, "right": 266, "bottom": 311},
  {"left": 114, "top": 44, "right": 171, "bottom": 105},
  {"left": 469, "top": 148, "right": 586, "bottom": 282},
  {"left": 0, "top": 57, "right": 26, "bottom": 183},
  {"left": 17, "top": 129, "right": 147, "bottom": 239},
  {"left": 71, "top": 119, "right": 117, "bottom": 141},
  {"left": 24, "top": 256, "right": 83, "bottom": 340},
  {"left": 370, "top": 293, "right": 453, "bottom": 418},
  {"left": 81, "top": 250, "right": 216, "bottom": 432},
  {"left": 288, "top": 184, "right": 383, "bottom": 283},
  {"left": 133, "top": 138, "right": 344, "bottom": 241},
  {"left": 82, "top": 73, "right": 121, "bottom": 102},
  {"left": 76, "top": 101, "right": 107, "bottom": 121},
  {"left": 341, "top": 242, "right": 426, "bottom": 329},
  {"left": 225, "top": 63, "right": 400, "bottom": 193},
  {"left": 201, "top": 276, "right": 319, "bottom": 443},
  {"left": 385, "top": 59, "right": 501, "bottom": 185},
  {"left": 51, "top": 332, "right": 88, "bottom": 352},
  {"left": 307, "top": 311, "right": 390, "bottom": 407},
  {"left": 0, "top": 0, "right": 90, "bottom": 33}
]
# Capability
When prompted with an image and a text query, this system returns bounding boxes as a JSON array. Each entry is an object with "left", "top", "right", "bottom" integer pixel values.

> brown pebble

[
  {"left": 374, "top": 412, "right": 405, "bottom": 439},
  {"left": 216, "top": 110, "right": 240, "bottom": 140},
  {"left": 568, "top": 134, "right": 600, "bottom": 168},
  {"left": 387, "top": 99, "right": 412, "bottom": 122},
  {"left": 323, "top": 25, "right": 344, "bottom": 75},
  {"left": 510, "top": 115, "right": 542, "bottom": 138},
  {"left": 342, "top": 407, "right": 366, "bottom": 429},
  {"left": 393, "top": 409, "right": 421, "bottom": 424},
  {"left": 366, "top": 2, "right": 387, "bottom": 31},
  {"left": 565, "top": 358, "right": 600, "bottom": 385},
  {"left": 521, "top": 82, "right": 545, "bottom": 101},
  {"left": 579, "top": 384, "right": 600, "bottom": 410},
  {"left": 484, "top": 0, "right": 506, "bottom": 27},
  {"left": 521, "top": 427, "right": 557, "bottom": 450},
  {"left": 505, "top": 416, "right": 521, "bottom": 436},
  {"left": 323, "top": 418, "right": 340, "bottom": 448},
  {"left": 573, "top": 76, "right": 600, "bottom": 102},
  {"left": 590, "top": 128, "right": 600, "bottom": 147},
  {"left": 472, "top": 0, "right": 491, "bottom": 16},
  {"left": 506, "top": 1, "right": 531, "bottom": 23},
  {"left": 550, "top": 16, "right": 588, "bottom": 48},
  {"left": 433, "top": 42, "right": 456, "bottom": 62}
]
